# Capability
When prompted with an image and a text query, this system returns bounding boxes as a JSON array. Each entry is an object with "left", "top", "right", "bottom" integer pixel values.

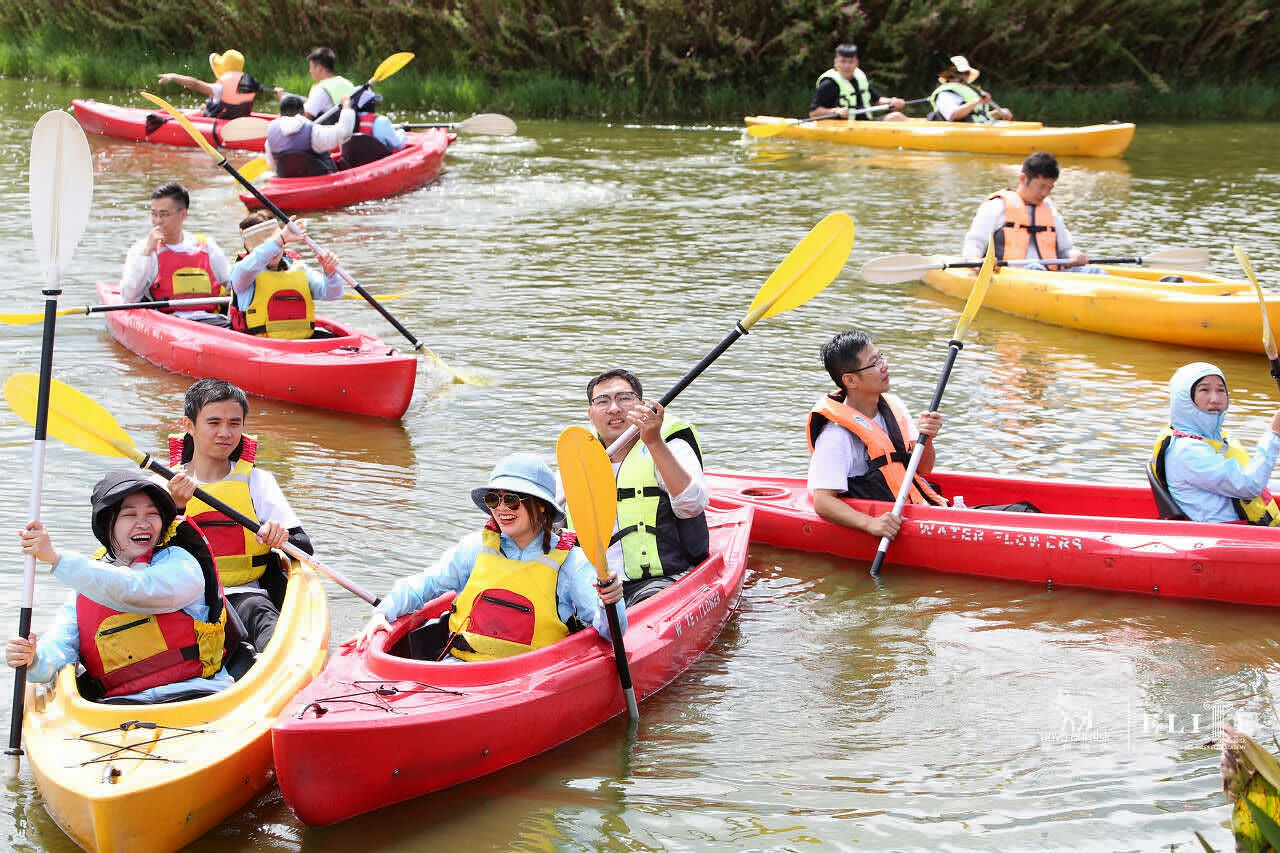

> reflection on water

[{"left": 1, "top": 77, "right": 1278, "bottom": 850}]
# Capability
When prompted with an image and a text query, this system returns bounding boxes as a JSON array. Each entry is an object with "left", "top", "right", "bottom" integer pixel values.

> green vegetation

[{"left": 0, "top": 0, "right": 1277, "bottom": 121}]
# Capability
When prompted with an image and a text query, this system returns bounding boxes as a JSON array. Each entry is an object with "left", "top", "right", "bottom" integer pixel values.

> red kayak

[
  {"left": 72, "top": 98, "right": 272, "bottom": 151},
  {"left": 271, "top": 499, "right": 753, "bottom": 825},
  {"left": 96, "top": 282, "right": 417, "bottom": 419},
  {"left": 706, "top": 469, "right": 1280, "bottom": 608},
  {"left": 239, "top": 130, "right": 453, "bottom": 212}
]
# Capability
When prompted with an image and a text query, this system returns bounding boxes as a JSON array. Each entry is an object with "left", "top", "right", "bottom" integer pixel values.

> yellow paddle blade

[
  {"left": 372, "top": 52, "right": 415, "bottom": 83},
  {"left": 238, "top": 156, "right": 271, "bottom": 182},
  {"left": 953, "top": 241, "right": 995, "bottom": 341},
  {"left": 746, "top": 122, "right": 790, "bottom": 138},
  {"left": 1235, "top": 245, "right": 1279, "bottom": 362},
  {"left": 556, "top": 425, "right": 616, "bottom": 580},
  {"left": 0, "top": 310, "right": 46, "bottom": 325},
  {"left": 139, "top": 92, "right": 225, "bottom": 162},
  {"left": 5, "top": 374, "right": 143, "bottom": 462},
  {"left": 743, "top": 212, "right": 854, "bottom": 328},
  {"left": 343, "top": 290, "right": 407, "bottom": 302}
]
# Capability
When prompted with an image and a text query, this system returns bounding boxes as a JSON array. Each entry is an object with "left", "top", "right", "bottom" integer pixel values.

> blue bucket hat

[{"left": 470, "top": 453, "right": 565, "bottom": 525}]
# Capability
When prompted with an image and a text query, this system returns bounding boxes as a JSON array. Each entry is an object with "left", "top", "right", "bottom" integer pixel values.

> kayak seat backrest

[
  {"left": 1145, "top": 460, "right": 1188, "bottom": 520},
  {"left": 275, "top": 150, "right": 338, "bottom": 178},
  {"left": 388, "top": 611, "right": 452, "bottom": 661},
  {"left": 340, "top": 134, "right": 392, "bottom": 168}
]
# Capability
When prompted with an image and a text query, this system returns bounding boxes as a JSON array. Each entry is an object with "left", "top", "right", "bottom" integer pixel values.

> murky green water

[{"left": 2, "top": 78, "right": 1279, "bottom": 851}]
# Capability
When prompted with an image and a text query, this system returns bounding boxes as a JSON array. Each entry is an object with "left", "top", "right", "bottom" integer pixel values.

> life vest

[
  {"left": 76, "top": 518, "right": 226, "bottom": 698},
  {"left": 807, "top": 391, "right": 947, "bottom": 506},
  {"left": 150, "top": 237, "right": 224, "bottom": 310},
  {"left": 929, "top": 81, "right": 995, "bottom": 122},
  {"left": 608, "top": 419, "right": 710, "bottom": 581},
  {"left": 230, "top": 263, "right": 315, "bottom": 339},
  {"left": 1152, "top": 426, "right": 1280, "bottom": 525},
  {"left": 314, "top": 76, "right": 356, "bottom": 124},
  {"left": 988, "top": 189, "right": 1062, "bottom": 268},
  {"left": 204, "top": 70, "right": 257, "bottom": 119},
  {"left": 266, "top": 118, "right": 314, "bottom": 155},
  {"left": 816, "top": 67, "right": 872, "bottom": 117},
  {"left": 446, "top": 524, "right": 574, "bottom": 661},
  {"left": 169, "top": 433, "right": 273, "bottom": 586}
]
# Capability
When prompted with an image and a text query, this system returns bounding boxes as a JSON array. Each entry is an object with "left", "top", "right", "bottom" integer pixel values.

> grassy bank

[{"left": 3, "top": 36, "right": 1279, "bottom": 123}]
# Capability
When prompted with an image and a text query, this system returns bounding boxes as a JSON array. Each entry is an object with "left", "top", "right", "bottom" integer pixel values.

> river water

[{"left": 1, "top": 78, "right": 1279, "bottom": 851}]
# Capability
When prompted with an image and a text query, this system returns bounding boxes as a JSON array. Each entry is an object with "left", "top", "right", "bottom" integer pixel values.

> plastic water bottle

[{"left": 952, "top": 495, "right": 967, "bottom": 509}]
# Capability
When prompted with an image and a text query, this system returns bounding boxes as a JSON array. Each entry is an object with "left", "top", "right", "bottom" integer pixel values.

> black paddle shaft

[
  {"left": 8, "top": 293, "right": 61, "bottom": 759},
  {"left": 212, "top": 159, "right": 426, "bottom": 351}
]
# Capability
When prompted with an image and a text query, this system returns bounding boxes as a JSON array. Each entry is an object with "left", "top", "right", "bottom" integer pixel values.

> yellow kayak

[
  {"left": 920, "top": 264, "right": 1280, "bottom": 353},
  {"left": 22, "top": 558, "right": 329, "bottom": 853},
  {"left": 743, "top": 116, "right": 1136, "bottom": 158}
]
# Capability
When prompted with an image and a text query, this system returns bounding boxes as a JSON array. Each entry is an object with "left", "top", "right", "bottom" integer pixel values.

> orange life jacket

[
  {"left": 806, "top": 391, "right": 946, "bottom": 506},
  {"left": 988, "top": 190, "right": 1062, "bottom": 269}
]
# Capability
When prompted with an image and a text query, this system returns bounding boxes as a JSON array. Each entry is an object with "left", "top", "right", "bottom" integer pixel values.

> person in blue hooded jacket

[{"left": 1152, "top": 362, "right": 1280, "bottom": 524}]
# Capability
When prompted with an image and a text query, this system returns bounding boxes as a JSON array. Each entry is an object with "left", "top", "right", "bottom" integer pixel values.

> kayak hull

[
  {"left": 920, "top": 264, "right": 1280, "bottom": 353},
  {"left": 707, "top": 470, "right": 1280, "bottom": 608},
  {"left": 744, "top": 116, "right": 1135, "bottom": 158},
  {"left": 24, "top": 560, "right": 329, "bottom": 853},
  {"left": 72, "top": 99, "right": 271, "bottom": 152},
  {"left": 96, "top": 282, "right": 417, "bottom": 419},
  {"left": 239, "top": 130, "right": 453, "bottom": 212},
  {"left": 271, "top": 500, "right": 753, "bottom": 826}
]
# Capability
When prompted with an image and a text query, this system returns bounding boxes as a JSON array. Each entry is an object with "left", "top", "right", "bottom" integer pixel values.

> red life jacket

[
  {"left": 150, "top": 237, "right": 224, "bottom": 310},
  {"left": 76, "top": 520, "right": 227, "bottom": 698},
  {"left": 806, "top": 391, "right": 946, "bottom": 506},
  {"left": 989, "top": 190, "right": 1062, "bottom": 269}
]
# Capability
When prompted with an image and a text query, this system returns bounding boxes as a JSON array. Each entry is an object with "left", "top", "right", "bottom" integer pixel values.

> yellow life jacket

[
  {"left": 447, "top": 525, "right": 573, "bottom": 661},
  {"left": 989, "top": 190, "right": 1062, "bottom": 269},
  {"left": 169, "top": 434, "right": 273, "bottom": 586},
  {"left": 806, "top": 391, "right": 947, "bottom": 506},
  {"left": 1152, "top": 426, "right": 1280, "bottom": 525},
  {"left": 816, "top": 67, "right": 871, "bottom": 113},
  {"left": 234, "top": 265, "right": 315, "bottom": 339},
  {"left": 609, "top": 418, "right": 709, "bottom": 581}
]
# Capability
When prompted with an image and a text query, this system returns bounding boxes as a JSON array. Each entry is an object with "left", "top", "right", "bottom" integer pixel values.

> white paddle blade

[
  {"left": 859, "top": 254, "right": 939, "bottom": 284},
  {"left": 1147, "top": 247, "right": 1210, "bottom": 270},
  {"left": 29, "top": 111, "right": 94, "bottom": 275},
  {"left": 220, "top": 116, "right": 271, "bottom": 142},
  {"left": 459, "top": 113, "right": 517, "bottom": 135}
]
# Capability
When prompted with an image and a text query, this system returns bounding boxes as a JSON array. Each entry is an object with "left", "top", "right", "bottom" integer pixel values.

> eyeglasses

[
  {"left": 590, "top": 391, "right": 640, "bottom": 411},
  {"left": 848, "top": 353, "right": 886, "bottom": 374},
  {"left": 483, "top": 491, "right": 526, "bottom": 511}
]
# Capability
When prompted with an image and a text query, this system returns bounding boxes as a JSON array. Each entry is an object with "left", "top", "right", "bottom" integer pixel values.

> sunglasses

[{"left": 483, "top": 491, "right": 526, "bottom": 511}]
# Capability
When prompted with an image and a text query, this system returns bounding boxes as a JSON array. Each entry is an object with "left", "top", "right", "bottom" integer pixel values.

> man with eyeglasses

[
  {"left": 807, "top": 331, "right": 947, "bottom": 539},
  {"left": 581, "top": 369, "right": 710, "bottom": 606},
  {"left": 120, "top": 182, "right": 232, "bottom": 325}
]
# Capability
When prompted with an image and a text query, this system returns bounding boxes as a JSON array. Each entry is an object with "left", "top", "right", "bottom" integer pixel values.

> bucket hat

[
  {"left": 470, "top": 453, "right": 565, "bottom": 525},
  {"left": 209, "top": 50, "right": 245, "bottom": 78},
  {"left": 945, "top": 55, "right": 980, "bottom": 83},
  {"left": 90, "top": 469, "right": 177, "bottom": 554}
]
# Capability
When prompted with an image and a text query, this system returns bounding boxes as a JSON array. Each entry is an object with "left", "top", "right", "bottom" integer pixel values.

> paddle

[
  {"left": 859, "top": 247, "right": 1212, "bottom": 284},
  {"left": 868, "top": 243, "right": 996, "bottom": 578},
  {"left": 312, "top": 52, "right": 415, "bottom": 126},
  {"left": 1234, "top": 246, "right": 1280, "bottom": 392},
  {"left": 220, "top": 116, "right": 272, "bottom": 143},
  {"left": 747, "top": 99, "right": 931, "bottom": 138},
  {"left": 557, "top": 425, "right": 637, "bottom": 720},
  {"left": 6, "top": 111, "right": 93, "bottom": 780},
  {"left": 140, "top": 90, "right": 467, "bottom": 385},
  {"left": 0, "top": 296, "right": 231, "bottom": 326},
  {"left": 400, "top": 113, "right": 517, "bottom": 135},
  {"left": 3, "top": 374, "right": 382, "bottom": 607},
  {"left": 602, "top": 212, "right": 854, "bottom": 457}
]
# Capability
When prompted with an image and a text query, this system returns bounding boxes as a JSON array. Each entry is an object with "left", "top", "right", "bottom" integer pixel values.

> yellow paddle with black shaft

[
  {"left": 3, "top": 373, "right": 382, "bottom": 607},
  {"left": 6, "top": 111, "right": 94, "bottom": 781},
  {"left": 0, "top": 296, "right": 231, "bottom": 326},
  {"left": 747, "top": 100, "right": 930, "bottom": 138},
  {"left": 604, "top": 212, "right": 855, "bottom": 457},
  {"left": 1235, "top": 245, "right": 1280, "bottom": 393},
  {"left": 868, "top": 242, "right": 997, "bottom": 578},
  {"left": 139, "top": 89, "right": 469, "bottom": 385},
  {"left": 557, "top": 425, "right": 637, "bottom": 720}
]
